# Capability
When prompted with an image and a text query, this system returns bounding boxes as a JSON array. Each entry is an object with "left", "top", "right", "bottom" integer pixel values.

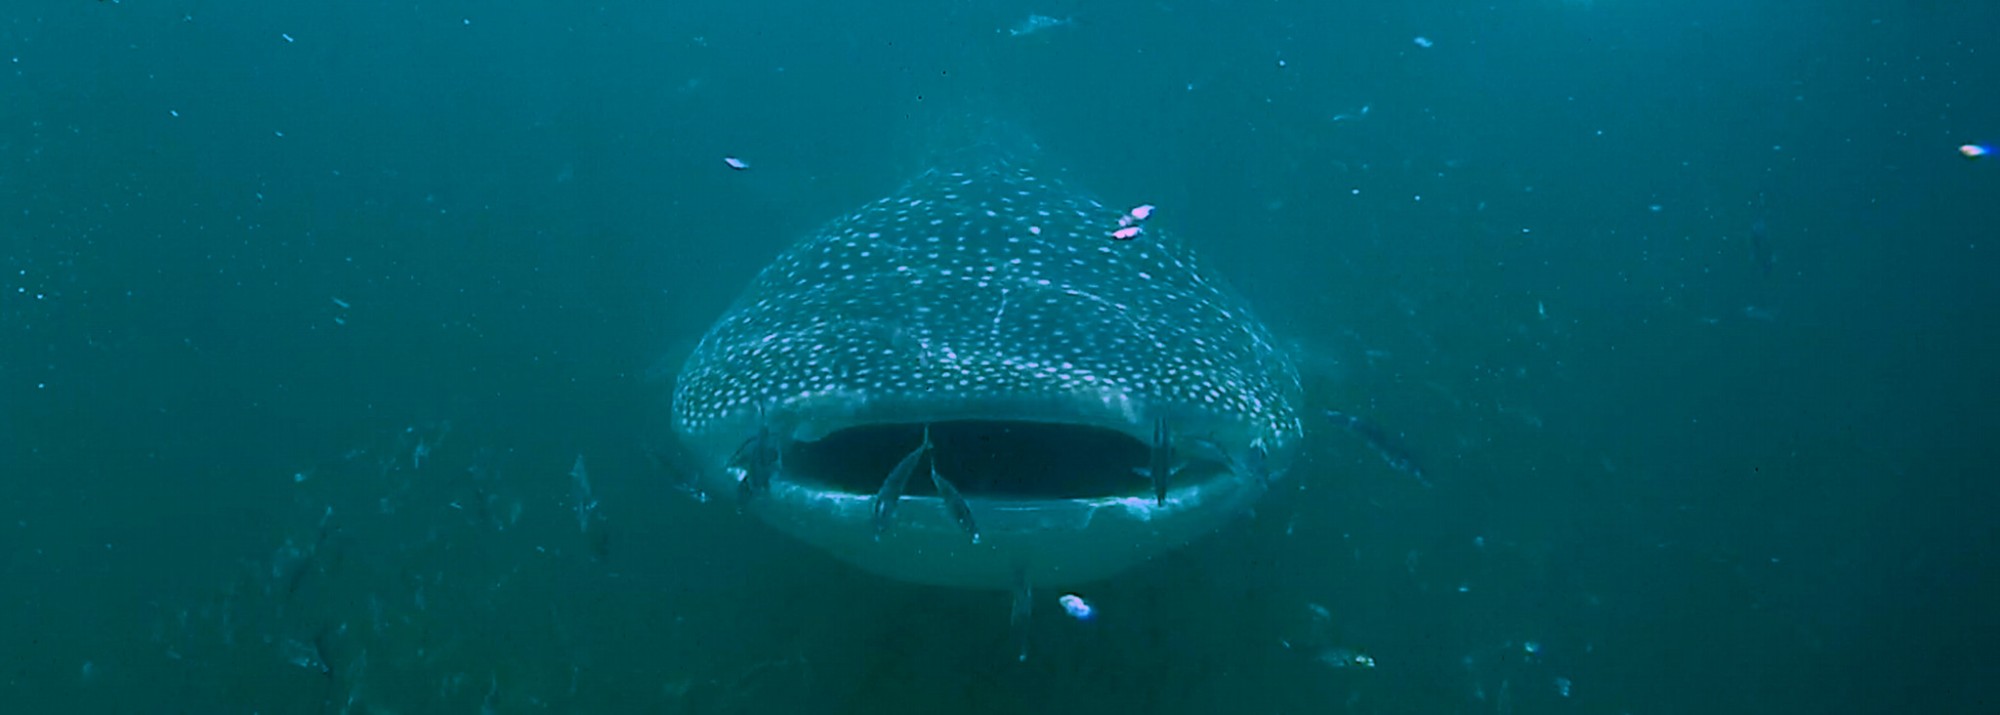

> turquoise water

[{"left": 2, "top": 1, "right": 1993, "bottom": 713}]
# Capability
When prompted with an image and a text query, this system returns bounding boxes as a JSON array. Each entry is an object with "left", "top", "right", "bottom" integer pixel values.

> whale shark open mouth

[
  {"left": 785, "top": 419, "right": 1229, "bottom": 500},
  {"left": 669, "top": 158, "right": 1304, "bottom": 590}
]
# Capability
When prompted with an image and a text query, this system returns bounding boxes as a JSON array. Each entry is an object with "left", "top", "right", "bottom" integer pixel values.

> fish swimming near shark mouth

[{"left": 670, "top": 158, "right": 1304, "bottom": 590}]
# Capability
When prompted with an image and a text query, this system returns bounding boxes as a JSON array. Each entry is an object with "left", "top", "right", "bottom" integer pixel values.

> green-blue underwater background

[{"left": 2, "top": 1, "right": 1994, "bottom": 713}]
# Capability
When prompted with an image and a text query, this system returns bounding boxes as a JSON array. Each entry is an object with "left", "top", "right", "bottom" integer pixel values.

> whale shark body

[{"left": 671, "top": 159, "right": 1303, "bottom": 591}]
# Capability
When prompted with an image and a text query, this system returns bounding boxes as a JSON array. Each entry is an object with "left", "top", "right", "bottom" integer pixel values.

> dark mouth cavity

[{"left": 785, "top": 420, "right": 1225, "bottom": 500}]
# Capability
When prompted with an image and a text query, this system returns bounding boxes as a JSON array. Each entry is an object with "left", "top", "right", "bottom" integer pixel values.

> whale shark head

[{"left": 671, "top": 159, "right": 1303, "bottom": 589}]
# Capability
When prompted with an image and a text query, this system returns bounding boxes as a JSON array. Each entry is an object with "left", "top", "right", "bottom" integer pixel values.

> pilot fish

[{"left": 670, "top": 157, "right": 1304, "bottom": 590}]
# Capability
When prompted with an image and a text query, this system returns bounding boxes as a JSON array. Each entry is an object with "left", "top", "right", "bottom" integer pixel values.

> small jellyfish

[{"left": 1057, "top": 593, "right": 1094, "bottom": 621}]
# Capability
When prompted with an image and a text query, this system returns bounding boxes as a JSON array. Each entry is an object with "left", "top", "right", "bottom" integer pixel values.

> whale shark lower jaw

[{"left": 740, "top": 416, "right": 1264, "bottom": 589}]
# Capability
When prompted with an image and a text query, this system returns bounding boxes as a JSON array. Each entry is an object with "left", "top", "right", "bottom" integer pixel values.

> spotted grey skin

[{"left": 671, "top": 160, "right": 1304, "bottom": 589}]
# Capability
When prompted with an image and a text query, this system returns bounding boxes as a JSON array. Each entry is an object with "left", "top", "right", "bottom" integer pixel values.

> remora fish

[
  {"left": 1185, "top": 434, "right": 1276, "bottom": 488},
  {"left": 731, "top": 410, "right": 782, "bottom": 508},
  {"left": 1137, "top": 416, "right": 1176, "bottom": 506},
  {"left": 929, "top": 461, "right": 980, "bottom": 543},
  {"left": 670, "top": 156, "right": 1303, "bottom": 589},
  {"left": 870, "top": 428, "right": 933, "bottom": 539}
]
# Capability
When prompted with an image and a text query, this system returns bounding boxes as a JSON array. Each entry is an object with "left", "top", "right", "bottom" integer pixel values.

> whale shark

[{"left": 670, "top": 157, "right": 1304, "bottom": 593}]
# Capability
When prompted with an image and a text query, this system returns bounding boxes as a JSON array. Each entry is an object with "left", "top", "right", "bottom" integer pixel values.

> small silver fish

[
  {"left": 1322, "top": 409, "right": 1429, "bottom": 489},
  {"left": 1318, "top": 647, "right": 1376, "bottom": 669},
  {"left": 929, "top": 462, "right": 979, "bottom": 543},
  {"left": 281, "top": 638, "right": 331, "bottom": 676},
  {"left": 870, "top": 427, "right": 933, "bottom": 539},
  {"left": 1011, "top": 568, "right": 1034, "bottom": 661},
  {"left": 569, "top": 454, "right": 597, "bottom": 534},
  {"left": 1004, "top": 14, "right": 1074, "bottom": 37}
]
